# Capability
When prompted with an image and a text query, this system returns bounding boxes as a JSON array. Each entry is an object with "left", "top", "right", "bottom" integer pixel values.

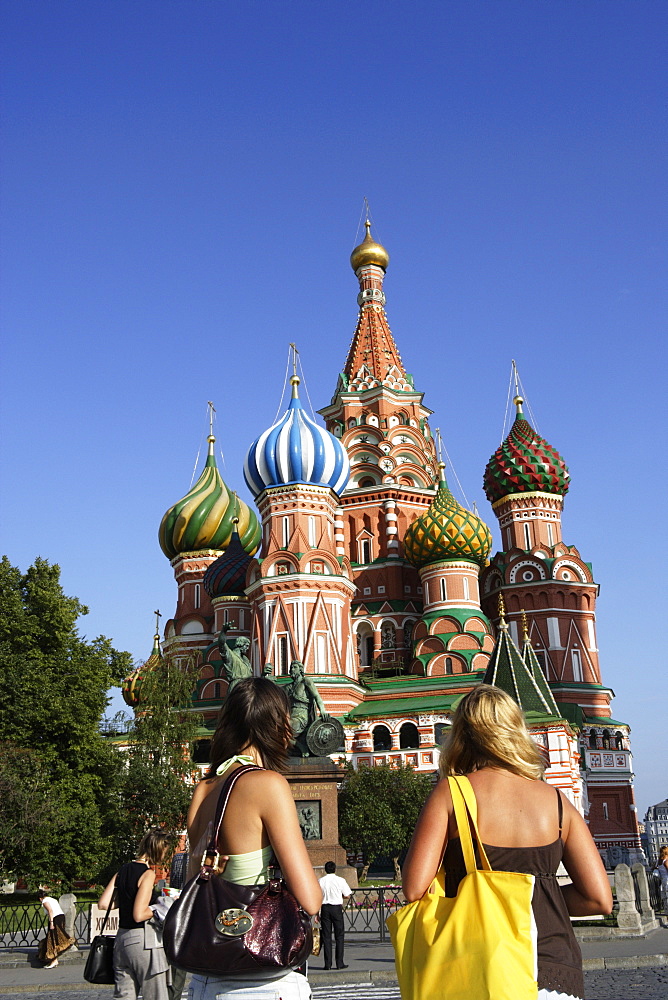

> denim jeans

[{"left": 188, "top": 971, "right": 311, "bottom": 1000}]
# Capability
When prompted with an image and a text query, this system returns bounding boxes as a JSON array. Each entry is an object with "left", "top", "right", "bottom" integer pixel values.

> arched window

[
  {"left": 360, "top": 538, "right": 372, "bottom": 563},
  {"left": 357, "top": 627, "right": 374, "bottom": 667},
  {"left": 194, "top": 584, "right": 201, "bottom": 609},
  {"left": 381, "top": 622, "right": 395, "bottom": 649},
  {"left": 278, "top": 635, "right": 289, "bottom": 675},
  {"left": 213, "top": 682, "right": 221, "bottom": 700},
  {"left": 445, "top": 656, "right": 453, "bottom": 675},
  {"left": 359, "top": 478, "right": 376, "bottom": 488},
  {"left": 403, "top": 620, "right": 415, "bottom": 648},
  {"left": 615, "top": 731, "right": 624, "bottom": 750},
  {"left": 601, "top": 728, "right": 611, "bottom": 749},
  {"left": 589, "top": 731, "right": 598, "bottom": 749},
  {"left": 399, "top": 722, "right": 420, "bottom": 749},
  {"left": 373, "top": 725, "right": 392, "bottom": 751},
  {"left": 434, "top": 722, "right": 448, "bottom": 747}
]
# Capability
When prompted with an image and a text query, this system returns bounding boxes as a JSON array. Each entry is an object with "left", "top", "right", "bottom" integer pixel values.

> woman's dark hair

[
  {"left": 136, "top": 828, "right": 174, "bottom": 867},
  {"left": 206, "top": 677, "right": 292, "bottom": 776}
]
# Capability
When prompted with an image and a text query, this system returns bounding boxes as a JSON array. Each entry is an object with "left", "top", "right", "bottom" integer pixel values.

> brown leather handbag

[{"left": 163, "top": 764, "right": 313, "bottom": 978}]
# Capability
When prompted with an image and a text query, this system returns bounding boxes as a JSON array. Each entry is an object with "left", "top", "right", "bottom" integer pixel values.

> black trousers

[{"left": 320, "top": 903, "right": 345, "bottom": 968}]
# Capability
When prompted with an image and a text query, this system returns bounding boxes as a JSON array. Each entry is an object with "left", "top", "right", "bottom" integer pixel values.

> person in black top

[{"left": 99, "top": 828, "right": 174, "bottom": 1000}]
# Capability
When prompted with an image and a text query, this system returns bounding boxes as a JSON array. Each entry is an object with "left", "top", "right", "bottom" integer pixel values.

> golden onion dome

[
  {"left": 350, "top": 220, "right": 390, "bottom": 272},
  {"left": 404, "top": 464, "right": 493, "bottom": 570}
]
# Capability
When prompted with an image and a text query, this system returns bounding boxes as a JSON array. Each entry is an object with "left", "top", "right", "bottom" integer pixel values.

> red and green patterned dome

[
  {"left": 404, "top": 464, "right": 492, "bottom": 569},
  {"left": 159, "top": 436, "right": 261, "bottom": 560},
  {"left": 484, "top": 398, "right": 570, "bottom": 504}
]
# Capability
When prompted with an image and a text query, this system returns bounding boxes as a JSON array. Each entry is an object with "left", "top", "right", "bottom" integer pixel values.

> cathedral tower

[
  {"left": 404, "top": 462, "right": 494, "bottom": 678},
  {"left": 243, "top": 371, "right": 363, "bottom": 717},
  {"left": 480, "top": 394, "right": 643, "bottom": 863},
  {"left": 318, "top": 222, "right": 439, "bottom": 674},
  {"left": 158, "top": 428, "right": 260, "bottom": 658}
]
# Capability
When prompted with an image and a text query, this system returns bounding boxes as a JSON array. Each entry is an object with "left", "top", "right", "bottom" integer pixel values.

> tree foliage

[
  {"left": 106, "top": 648, "right": 203, "bottom": 872},
  {"left": 0, "top": 556, "right": 132, "bottom": 887},
  {"left": 338, "top": 762, "right": 433, "bottom": 880}
]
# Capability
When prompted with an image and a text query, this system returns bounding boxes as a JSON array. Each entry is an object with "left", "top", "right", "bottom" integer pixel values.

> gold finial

[
  {"left": 290, "top": 374, "right": 301, "bottom": 398},
  {"left": 153, "top": 609, "right": 162, "bottom": 642},
  {"left": 521, "top": 609, "right": 529, "bottom": 642},
  {"left": 497, "top": 592, "right": 508, "bottom": 630},
  {"left": 514, "top": 395, "right": 524, "bottom": 416}
]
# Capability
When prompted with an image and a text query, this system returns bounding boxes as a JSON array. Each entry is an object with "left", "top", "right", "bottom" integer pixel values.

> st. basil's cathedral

[{"left": 124, "top": 221, "right": 643, "bottom": 868}]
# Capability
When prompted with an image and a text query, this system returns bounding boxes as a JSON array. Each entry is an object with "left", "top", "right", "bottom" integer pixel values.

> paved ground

[
  {"left": 0, "top": 924, "right": 666, "bottom": 998},
  {"left": 2, "top": 972, "right": 668, "bottom": 999}
]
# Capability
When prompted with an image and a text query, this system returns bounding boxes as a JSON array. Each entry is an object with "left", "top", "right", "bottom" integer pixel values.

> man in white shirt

[{"left": 318, "top": 861, "right": 352, "bottom": 970}]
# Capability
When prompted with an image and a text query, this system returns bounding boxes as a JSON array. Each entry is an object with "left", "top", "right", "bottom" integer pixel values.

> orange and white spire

[{"left": 343, "top": 219, "right": 412, "bottom": 393}]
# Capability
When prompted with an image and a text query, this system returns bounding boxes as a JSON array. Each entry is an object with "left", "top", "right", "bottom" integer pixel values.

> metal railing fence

[
  {"left": 342, "top": 886, "right": 405, "bottom": 942},
  {"left": 0, "top": 901, "right": 91, "bottom": 950}
]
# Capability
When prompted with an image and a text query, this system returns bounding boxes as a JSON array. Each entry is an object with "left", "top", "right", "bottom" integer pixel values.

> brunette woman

[
  {"left": 401, "top": 685, "right": 612, "bottom": 1000},
  {"left": 186, "top": 676, "right": 321, "bottom": 1000},
  {"left": 99, "top": 828, "right": 174, "bottom": 1000}
]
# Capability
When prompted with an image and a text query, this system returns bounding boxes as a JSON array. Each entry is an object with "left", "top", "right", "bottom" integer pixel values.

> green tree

[
  {"left": 0, "top": 556, "right": 132, "bottom": 887},
  {"left": 108, "top": 647, "right": 202, "bottom": 870},
  {"left": 338, "top": 762, "right": 433, "bottom": 881}
]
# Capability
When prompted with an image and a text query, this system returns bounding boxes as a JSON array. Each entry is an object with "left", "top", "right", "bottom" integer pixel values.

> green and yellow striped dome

[
  {"left": 404, "top": 464, "right": 492, "bottom": 569},
  {"left": 159, "top": 436, "right": 261, "bottom": 560}
]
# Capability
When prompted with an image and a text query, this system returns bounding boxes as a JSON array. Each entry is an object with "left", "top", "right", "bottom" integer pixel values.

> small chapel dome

[
  {"left": 484, "top": 397, "right": 570, "bottom": 504},
  {"left": 350, "top": 220, "right": 390, "bottom": 272},
  {"left": 122, "top": 632, "right": 162, "bottom": 708},
  {"left": 244, "top": 375, "right": 350, "bottom": 498},
  {"left": 159, "top": 435, "right": 261, "bottom": 559},
  {"left": 404, "top": 464, "right": 492, "bottom": 569}
]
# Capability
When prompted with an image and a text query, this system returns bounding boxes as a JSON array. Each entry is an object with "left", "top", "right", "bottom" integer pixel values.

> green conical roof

[
  {"left": 521, "top": 634, "right": 560, "bottom": 717},
  {"left": 404, "top": 464, "right": 492, "bottom": 569},
  {"left": 159, "top": 435, "right": 261, "bottom": 559},
  {"left": 483, "top": 603, "right": 560, "bottom": 717}
]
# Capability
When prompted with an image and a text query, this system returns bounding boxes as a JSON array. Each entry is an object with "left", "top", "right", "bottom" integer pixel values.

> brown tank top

[{"left": 442, "top": 789, "right": 584, "bottom": 999}]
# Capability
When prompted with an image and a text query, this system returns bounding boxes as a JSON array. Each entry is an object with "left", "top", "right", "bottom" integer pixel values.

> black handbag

[
  {"left": 163, "top": 764, "right": 313, "bottom": 978},
  {"left": 84, "top": 894, "right": 116, "bottom": 985}
]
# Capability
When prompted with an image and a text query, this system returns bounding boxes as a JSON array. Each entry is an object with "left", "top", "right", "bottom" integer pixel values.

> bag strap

[
  {"left": 448, "top": 775, "right": 493, "bottom": 875},
  {"left": 199, "top": 763, "right": 263, "bottom": 881},
  {"left": 99, "top": 888, "right": 116, "bottom": 934}
]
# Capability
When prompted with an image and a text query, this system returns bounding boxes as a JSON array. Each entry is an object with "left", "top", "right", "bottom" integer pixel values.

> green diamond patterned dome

[
  {"left": 159, "top": 436, "right": 261, "bottom": 560},
  {"left": 404, "top": 465, "right": 492, "bottom": 569},
  {"left": 484, "top": 398, "right": 570, "bottom": 504}
]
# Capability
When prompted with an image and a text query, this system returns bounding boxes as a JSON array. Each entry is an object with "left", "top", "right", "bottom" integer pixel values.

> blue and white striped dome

[{"left": 244, "top": 377, "right": 350, "bottom": 498}]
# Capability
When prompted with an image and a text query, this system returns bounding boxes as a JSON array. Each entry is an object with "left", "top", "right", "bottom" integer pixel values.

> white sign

[{"left": 89, "top": 905, "right": 119, "bottom": 942}]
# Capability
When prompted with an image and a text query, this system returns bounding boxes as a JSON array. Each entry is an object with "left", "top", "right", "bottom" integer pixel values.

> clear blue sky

[{"left": 1, "top": 1, "right": 666, "bottom": 816}]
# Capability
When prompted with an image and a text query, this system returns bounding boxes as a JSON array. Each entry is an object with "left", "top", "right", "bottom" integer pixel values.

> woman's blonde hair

[
  {"left": 439, "top": 684, "right": 545, "bottom": 781},
  {"left": 136, "top": 828, "right": 174, "bottom": 867},
  {"left": 659, "top": 845, "right": 668, "bottom": 862}
]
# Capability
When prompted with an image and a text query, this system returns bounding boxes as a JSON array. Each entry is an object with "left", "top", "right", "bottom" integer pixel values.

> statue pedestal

[{"left": 286, "top": 757, "right": 358, "bottom": 888}]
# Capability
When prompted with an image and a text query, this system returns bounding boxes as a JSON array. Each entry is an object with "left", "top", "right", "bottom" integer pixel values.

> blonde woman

[{"left": 402, "top": 685, "right": 612, "bottom": 1000}]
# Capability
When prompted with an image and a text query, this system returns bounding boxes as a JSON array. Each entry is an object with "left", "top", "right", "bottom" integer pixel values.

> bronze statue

[
  {"left": 285, "top": 660, "right": 344, "bottom": 757},
  {"left": 217, "top": 624, "right": 253, "bottom": 693}
]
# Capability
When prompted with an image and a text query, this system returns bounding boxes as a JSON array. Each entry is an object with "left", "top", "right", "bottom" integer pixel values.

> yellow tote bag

[{"left": 387, "top": 775, "right": 538, "bottom": 1000}]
